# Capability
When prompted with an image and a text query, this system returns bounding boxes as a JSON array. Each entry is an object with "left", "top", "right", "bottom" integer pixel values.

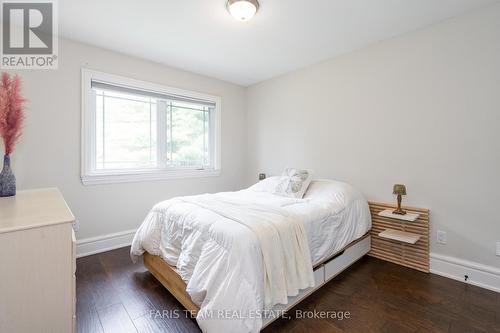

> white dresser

[{"left": 0, "top": 188, "right": 76, "bottom": 333}]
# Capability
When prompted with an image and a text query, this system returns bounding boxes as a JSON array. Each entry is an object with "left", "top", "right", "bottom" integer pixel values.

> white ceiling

[{"left": 59, "top": 0, "right": 498, "bottom": 86}]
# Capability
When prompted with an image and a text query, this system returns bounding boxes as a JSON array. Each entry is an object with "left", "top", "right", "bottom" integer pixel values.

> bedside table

[{"left": 368, "top": 201, "right": 430, "bottom": 272}]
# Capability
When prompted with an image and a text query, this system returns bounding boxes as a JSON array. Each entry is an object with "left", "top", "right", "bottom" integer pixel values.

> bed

[{"left": 131, "top": 177, "right": 372, "bottom": 333}]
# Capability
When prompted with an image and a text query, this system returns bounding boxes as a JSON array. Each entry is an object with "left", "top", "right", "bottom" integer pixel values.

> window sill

[{"left": 81, "top": 169, "right": 221, "bottom": 185}]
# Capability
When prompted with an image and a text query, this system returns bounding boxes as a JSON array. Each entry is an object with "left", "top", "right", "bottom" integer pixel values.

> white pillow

[
  {"left": 303, "top": 179, "right": 364, "bottom": 206},
  {"left": 247, "top": 176, "right": 282, "bottom": 192},
  {"left": 274, "top": 168, "right": 313, "bottom": 199}
]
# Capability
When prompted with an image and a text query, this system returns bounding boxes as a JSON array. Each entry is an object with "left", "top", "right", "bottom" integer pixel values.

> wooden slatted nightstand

[{"left": 368, "top": 201, "right": 430, "bottom": 272}]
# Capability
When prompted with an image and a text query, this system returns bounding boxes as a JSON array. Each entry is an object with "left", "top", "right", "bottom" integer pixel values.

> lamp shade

[
  {"left": 227, "top": 0, "right": 259, "bottom": 21},
  {"left": 393, "top": 184, "right": 407, "bottom": 196}
]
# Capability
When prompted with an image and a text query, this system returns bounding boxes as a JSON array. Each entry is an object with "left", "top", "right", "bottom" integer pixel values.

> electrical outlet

[
  {"left": 437, "top": 230, "right": 447, "bottom": 245},
  {"left": 496, "top": 242, "right": 500, "bottom": 256}
]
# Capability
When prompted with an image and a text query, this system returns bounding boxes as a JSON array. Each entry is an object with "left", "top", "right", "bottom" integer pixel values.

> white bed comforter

[
  {"left": 131, "top": 180, "right": 371, "bottom": 333},
  {"left": 131, "top": 191, "right": 315, "bottom": 332}
]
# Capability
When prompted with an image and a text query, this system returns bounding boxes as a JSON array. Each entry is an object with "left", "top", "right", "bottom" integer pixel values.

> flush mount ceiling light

[{"left": 227, "top": 0, "right": 259, "bottom": 21}]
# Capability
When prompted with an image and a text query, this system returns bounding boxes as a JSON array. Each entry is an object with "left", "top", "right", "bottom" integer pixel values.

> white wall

[
  {"left": 247, "top": 4, "right": 500, "bottom": 269},
  {"left": 4, "top": 38, "right": 247, "bottom": 241},
  {"left": 3, "top": 4, "right": 499, "bottom": 273}
]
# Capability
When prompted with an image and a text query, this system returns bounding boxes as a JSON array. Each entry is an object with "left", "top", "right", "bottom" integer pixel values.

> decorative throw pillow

[{"left": 274, "top": 168, "right": 313, "bottom": 199}]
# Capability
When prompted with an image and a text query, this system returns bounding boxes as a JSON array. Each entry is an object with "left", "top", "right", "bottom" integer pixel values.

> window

[{"left": 81, "top": 69, "right": 221, "bottom": 185}]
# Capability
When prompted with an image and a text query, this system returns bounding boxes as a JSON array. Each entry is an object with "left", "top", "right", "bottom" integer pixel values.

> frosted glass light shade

[{"left": 227, "top": 0, "right": 259, "bottom": 21}]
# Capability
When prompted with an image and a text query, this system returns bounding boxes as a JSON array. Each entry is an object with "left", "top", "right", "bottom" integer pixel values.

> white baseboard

[
  {"left": 430, "top": 253, "right": 500, "bottom": 293},
  {"left": 76, "top": 229, "right": 137, "bottom": 258}
]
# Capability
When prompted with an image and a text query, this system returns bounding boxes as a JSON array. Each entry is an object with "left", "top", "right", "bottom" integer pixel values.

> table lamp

[{"left": 393, "top": 184, "right": 407, "bottom": 215}]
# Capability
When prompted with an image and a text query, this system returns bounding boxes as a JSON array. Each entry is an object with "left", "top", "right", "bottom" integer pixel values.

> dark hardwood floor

[{"left": 76, "top": 247, "right": 500, "bottom": 333}]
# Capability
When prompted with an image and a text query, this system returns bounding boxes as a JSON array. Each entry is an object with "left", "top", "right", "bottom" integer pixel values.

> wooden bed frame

[
  {"left": 144, "top": 253, "right": 200, "bottom": 315},
  {"left": 143, "top": 232, "right": 371, "bottom": 326}
]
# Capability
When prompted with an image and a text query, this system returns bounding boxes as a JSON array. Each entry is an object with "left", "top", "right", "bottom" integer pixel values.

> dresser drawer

[
  {"left": 0, "top": 188, "right": 76, "bottom": 333},
  {"left": 324, "top": 236, "right": 370, "bottom": 282},
  {"left": 313, "top": 264, "right": 325, "bottom": 287}
]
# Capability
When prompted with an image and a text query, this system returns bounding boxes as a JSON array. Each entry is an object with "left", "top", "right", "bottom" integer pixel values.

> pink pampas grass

[{"left": 0, "top": 73, "right": 26, "bottom": 155}]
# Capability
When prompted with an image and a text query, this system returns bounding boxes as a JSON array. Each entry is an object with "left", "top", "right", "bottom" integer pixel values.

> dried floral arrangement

[{"left": 0, "top": 73, "right": 26, "bottom": 155}]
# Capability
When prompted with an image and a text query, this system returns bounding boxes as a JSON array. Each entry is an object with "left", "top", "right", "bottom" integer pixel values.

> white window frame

[{"left": 81, "top": 69, "right": 221, "bottom": 185}]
